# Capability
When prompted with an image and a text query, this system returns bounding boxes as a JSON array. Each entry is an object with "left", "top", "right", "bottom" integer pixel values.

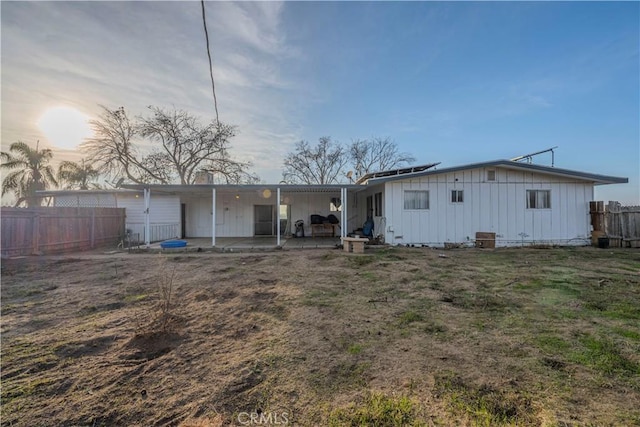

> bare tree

[
  {"left": 349, "top": 137, "right": 416, "bottom": 179},
  {"left": 282, "top": 137, "right": 349, "bottom": 184},
  {"left": 82, "top": 105, "right": 257, "bottom": 185},
  {"left": 202, "top": 160, "right": 262, "bottom": 184},
  {"left": 138, "top": 106, "right": 248, "bottom": 184},
  {"left": 81, "top": 106, "right": 163, "bottom": 184}
]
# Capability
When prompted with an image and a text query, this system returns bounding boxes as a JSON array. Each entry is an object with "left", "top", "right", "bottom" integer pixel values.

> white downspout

[
  {"left": 144, "top": 188, "right": 151, "bottom": 248},
  {"left": 211, "top": 188, "right": 216, "bottom": 247},
  {"left": 276, "top": 187, "right": 281, "bottom": 247}
]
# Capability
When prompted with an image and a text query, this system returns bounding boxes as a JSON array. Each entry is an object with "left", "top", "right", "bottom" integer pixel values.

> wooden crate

[
  {"left": 475, "top": 232, "right": 496, "bottom": 249},
  {"left": 341, "top": 237, "right": 368, "bottom": 253},
  {"left": 311, "top": 223, "right": 337, "bottom": 237}
]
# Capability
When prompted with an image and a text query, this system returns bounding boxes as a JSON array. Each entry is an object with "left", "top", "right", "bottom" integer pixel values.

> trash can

[{"left": 597, "top": 237, "right": 610, "bottom": 249}]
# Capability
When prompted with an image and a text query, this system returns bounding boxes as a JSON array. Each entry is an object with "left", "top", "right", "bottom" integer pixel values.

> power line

[{"left": 200, "top": 0, "right": 220, "bottom": 126}]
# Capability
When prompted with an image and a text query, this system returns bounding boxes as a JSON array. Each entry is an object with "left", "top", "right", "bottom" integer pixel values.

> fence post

[
  {"left": 31, "top": 214, "right": 40, "bottom": 255},
  {"left": 590, "top": 201, "right": 604, "bottom": 232}
]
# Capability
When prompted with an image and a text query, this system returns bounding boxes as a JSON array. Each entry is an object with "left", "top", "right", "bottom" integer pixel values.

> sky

[{"left": 1, "top": 1, "right": 638, "bottom": 203}]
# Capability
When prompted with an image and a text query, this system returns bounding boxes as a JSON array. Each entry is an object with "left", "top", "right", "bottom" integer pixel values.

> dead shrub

[{"left": 133, "top": 257, "right": 182, "bottom": 335}]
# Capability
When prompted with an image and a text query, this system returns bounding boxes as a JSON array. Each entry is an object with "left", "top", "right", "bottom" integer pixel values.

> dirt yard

[{"left": 1, "top": 246, "right": 639, "bottom": 426}]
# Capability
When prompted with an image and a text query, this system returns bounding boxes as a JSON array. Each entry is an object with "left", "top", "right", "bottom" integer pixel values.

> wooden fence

[
  {"left": 604, "top": 202, "right": 640, "bottom": 247},
  {"left": 1, "top": 207, "right": 126, "bottom": 256}
]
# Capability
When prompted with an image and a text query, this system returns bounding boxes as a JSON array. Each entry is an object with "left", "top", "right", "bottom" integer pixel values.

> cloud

[
  {"left": 211, "top": 2, "right": 286, "bottom": 57},
  {"left": 1, "top": 1, "right": 305, "bottom": 183}
]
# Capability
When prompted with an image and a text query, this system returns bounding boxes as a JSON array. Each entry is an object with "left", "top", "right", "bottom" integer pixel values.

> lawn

[{"left": 1, "top": 246, "right": 639, "bottom": 426}]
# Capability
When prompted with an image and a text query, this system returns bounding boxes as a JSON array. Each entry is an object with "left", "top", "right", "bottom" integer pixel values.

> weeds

[
  {"left": 536, "top": 335, "right": 571, "bottom": 354},
  {"left": 328, "top": 392, "right": 422, "bottom": 427},
  {"left": 3, "top": 247, "right": 640, "bottom": 426},
  {"left": 536, "top": 332, "right": 639, "bottom": 377},
  {"left": 348, "top": 256, "right": 376, "bottom": 267},
  {"left": 124, "top": 293, "right": 148, "bottom": 303},
  {"left": 347, "top": 344, "right": 363, "bottom": 355},
  {"left": 569, "top": 335, "right": 639, "bottom": 376},
  {"left": 360, "top": 271, "right": 377, "bottom": 281},
  {"left": 302, "top": 288, "right": 340, "bottom": 307},
  {"left": 601, "top": 302, "right": 640, "bottom": 320},
  {"left": 423, "top": 320, "right": 447, "bottom": 334},
  {"left": 309, "top": 361, "right": 370, "bottom": 394},
  {"left": 614, "top": 327, "right": 640, "bottom": 340},
  {"left": 435, "top": 373, "right": 536, "bottom": 426},
  {"left": 398, "top": 310, "right": 423, "bottom": 325}
]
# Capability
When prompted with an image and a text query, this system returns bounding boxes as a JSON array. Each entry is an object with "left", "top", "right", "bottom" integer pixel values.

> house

[
  {"left": 357, "top": 160, "right": 626, "bottom": 246},
  {"left": 40, "top": 159, "right": 627, "bottom": 248}
]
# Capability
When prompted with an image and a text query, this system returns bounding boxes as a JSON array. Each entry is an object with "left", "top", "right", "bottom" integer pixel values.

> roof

[
  {"left": 37, "top": 189, "right": 142, "bottom": 197},
  {"left": 355, "top": 162, "right": 441, "bottom": 184},
  {"left": 38, "top": 184, "right": 365, "bottom": 197},
  {"left": 120, "top": 183, "right": 364, "bottom": 195},
  {"left": 37, "top": 160, "right": 627, "bottom": 197},
  {"left": 365, "top": 160, "right": 628, "bottom": 186}
]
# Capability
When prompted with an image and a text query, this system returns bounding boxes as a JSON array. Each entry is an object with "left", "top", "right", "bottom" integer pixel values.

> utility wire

[{"left": 201, "top": 0, "right": 220, "bottom": 126}]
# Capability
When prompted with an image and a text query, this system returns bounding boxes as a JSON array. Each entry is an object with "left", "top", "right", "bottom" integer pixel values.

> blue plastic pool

[{"left": 160, "top": 240, "right": 187, "bottom": 249}]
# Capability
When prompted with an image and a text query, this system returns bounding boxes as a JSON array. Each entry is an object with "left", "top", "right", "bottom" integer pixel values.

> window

[
  {"left": 279, "top": 204, "right": 289, "bottom": 219},
  {"left": 330, "top": 197, "right": 341, "bottom": 212},
  {"left": 526, "top": 190, "right": 551, "bottom": 209},
  {"left": 404, "top": 190, "right": 429, "bottom": 210},
  {"left": 374, "top": 192, "right": 383, "bottom": 216},
  {"left": 451, "top": 190, "right": 464, "bottom": 203},
  {"left": 487, "top": 170, "right": 496, "bottom": 181}
]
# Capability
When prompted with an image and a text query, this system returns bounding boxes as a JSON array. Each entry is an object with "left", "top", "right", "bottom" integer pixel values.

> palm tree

[
  {"left": 57, "top": 159, "right": 101, "bottom": 190},
  {"left": 1, "top": 141, "right": 58, "bottom": 207}
]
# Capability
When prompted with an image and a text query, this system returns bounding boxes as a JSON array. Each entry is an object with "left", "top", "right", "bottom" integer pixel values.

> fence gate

[{"left": 595, "top": 202, "right": 640, "bottom": 248}]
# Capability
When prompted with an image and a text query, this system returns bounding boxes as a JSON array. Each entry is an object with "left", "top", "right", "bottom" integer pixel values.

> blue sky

[{"left": 1, "top": 1, "right": 638, "bottom": 203}]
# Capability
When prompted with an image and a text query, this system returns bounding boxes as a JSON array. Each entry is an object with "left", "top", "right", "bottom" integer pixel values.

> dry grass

[{"left": 1, "top": 247, "right": 639, "bottom": 426}]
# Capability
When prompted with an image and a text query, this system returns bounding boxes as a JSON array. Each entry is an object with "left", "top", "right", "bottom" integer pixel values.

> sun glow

[{"left": 37, "top": 106, "right": 93, "bottom": 150}]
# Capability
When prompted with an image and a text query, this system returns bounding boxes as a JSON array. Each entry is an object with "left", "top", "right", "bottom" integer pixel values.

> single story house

[{"left": 41, "top": 159, "right": 627, "bottom": 248}]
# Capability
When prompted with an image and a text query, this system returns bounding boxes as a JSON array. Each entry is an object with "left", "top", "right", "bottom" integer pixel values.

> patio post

[
  {"left": 339, "top": 187, "right": 342, "bottom": 238},
  {"left": 276, "top": 187, "right": 281, "bottom": 247},
  {"left": 144, "top": 188, "right": 151, "bottom": 248},
  {"left": 276, "top": 187, "right": 280, "bottom": 246},
  {"left": 345, "top": 187, "right": 348, "bottom": 237},
  {"left": 211, "top": 188, "right": 216, "bottom": 247},
  {"left": 341, "top": 187, "right": 347, "bottom": 238}
]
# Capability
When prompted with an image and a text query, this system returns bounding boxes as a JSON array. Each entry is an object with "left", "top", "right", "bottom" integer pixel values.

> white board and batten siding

[
  {"left": 181, "top": 190, "right": 344, "bottom": 238},
  {"left": 384, "top": 167, "right": 594, "bottom": 247},
  {"left": 182, "top": 191, "right": 277, "bottom": 238},
  {"left": 118, "top": 194, "right": 180, "bottom": 242},
  {"left": 288, "top": 191, "right": 344, "bottom": 237}
]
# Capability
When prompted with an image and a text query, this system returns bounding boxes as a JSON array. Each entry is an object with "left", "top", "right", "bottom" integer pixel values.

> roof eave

[
  {"left": 36, "top": 189, "right": 141, "bottom": 197},
  {"left": 120, "top": 183, "right": 363, "bottom": 194}
]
